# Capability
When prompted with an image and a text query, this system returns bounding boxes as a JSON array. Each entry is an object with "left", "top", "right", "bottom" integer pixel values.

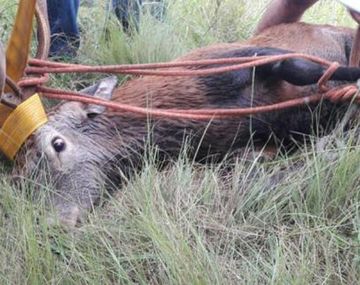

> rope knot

[{"left": 317, "top": 62, "right": 360, "bottom": 104}]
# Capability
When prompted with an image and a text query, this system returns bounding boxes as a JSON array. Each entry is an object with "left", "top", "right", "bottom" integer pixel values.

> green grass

[{"left": 0, "top": 0, "right": 360, "bottom": 284}]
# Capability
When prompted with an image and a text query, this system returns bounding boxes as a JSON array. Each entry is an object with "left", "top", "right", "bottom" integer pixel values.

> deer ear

[{"left": 81, "top": 76, "right": 118, "bottom": 115}]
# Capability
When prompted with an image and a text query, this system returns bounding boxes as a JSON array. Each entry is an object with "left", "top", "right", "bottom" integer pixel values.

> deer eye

[{"left": 51, "top": 137, "right": 66, "bottom": 153}]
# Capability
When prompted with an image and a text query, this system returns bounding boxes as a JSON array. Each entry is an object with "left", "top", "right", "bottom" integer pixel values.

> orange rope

[
  {"left": 317, "top": 62, "right": 341, "bottom": 92},
  {"left": 17, "top": 53, "right": 360, "bottom": 120},
  {"left": 36, "top": 84, "right": 359, "bottom": 121},
  {"left": 26, "top": 53, "right": 332, "bottom": 76},
  {"left": 18, "top": 73, "right": 49, "bottom": 87},
  {"left": 36, "top": 86, "right": 326, "bottom": 120}
]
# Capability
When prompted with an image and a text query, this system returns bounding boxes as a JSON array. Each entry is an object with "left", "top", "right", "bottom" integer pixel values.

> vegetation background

[{"left": 0, "top": 0, "right": 359, "bottom": 284}]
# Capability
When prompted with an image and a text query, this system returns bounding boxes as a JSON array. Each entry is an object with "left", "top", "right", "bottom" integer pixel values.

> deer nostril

[{"left": 51, "top": 137, "right": 66, "bottom": 153}]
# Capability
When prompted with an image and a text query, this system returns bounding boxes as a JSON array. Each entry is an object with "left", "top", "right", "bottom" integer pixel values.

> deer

[{"left": 4, "top": 0, "right": 360, "bottom": 227}]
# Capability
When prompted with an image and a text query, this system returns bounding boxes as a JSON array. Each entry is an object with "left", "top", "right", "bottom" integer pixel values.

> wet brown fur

[
  {"left": 111, "top": 23, "right": 354, "bottom": 109},
  {"left": 104, "top": 23, "right": 355, "bottom": 162}
]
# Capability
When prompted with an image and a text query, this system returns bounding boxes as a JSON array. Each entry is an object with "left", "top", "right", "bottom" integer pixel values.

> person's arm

[
  {"left": 254, "top": 0, "right": 318, "bottom": 35},
  {"left": 349, "top": 9, "right": 360, "bottom": 24}
]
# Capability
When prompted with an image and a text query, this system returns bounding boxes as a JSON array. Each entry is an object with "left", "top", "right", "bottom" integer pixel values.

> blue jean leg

[{"left": 47, "top": 0, "right": 80, "bottom": 57}]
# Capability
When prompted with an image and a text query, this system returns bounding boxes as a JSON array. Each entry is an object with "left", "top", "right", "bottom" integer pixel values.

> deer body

[
  {"left": 108, "top": 22, "right": 354, "bottom": 157},
  {"left": 15, "top": 21, "right": 360, "bottom": 226}
]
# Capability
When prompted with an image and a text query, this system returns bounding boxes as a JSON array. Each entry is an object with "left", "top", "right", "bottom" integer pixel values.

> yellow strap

[
  {"left": 6, "top": 0, "right": 36, "bottom": 84},
  {"left": 0, "top": 0, "right": 37, "bottom": 128},
  {"left": 0, "top": 2, "right": 48, "bottom": 159},
  {"left": 0, "top": 94, "right": 48, "bottom": 160}
]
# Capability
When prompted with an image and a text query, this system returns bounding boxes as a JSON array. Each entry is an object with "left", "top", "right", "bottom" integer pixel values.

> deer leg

[
  {"left": 269, "top": 58, "right": 360, "bottom": 86},
  {"left": 243, "top": 47, "right": 360, "bottom": 86}
]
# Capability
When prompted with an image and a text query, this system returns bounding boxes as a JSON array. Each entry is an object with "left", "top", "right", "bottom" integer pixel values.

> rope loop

[{"left": 317, "top": 61, "right": 341, "bottom": 93}]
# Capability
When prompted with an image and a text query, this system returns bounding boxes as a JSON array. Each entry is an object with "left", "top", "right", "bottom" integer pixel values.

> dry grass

[{"left": 0, "top": 0, "right": 359, "bottom": 284}]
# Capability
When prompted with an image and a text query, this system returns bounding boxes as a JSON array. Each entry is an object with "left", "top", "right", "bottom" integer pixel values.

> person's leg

[
  {"left": 254, "top": 0, "right": 318, "bottom": 35},
  {"left": 112, "top": 0, "right": 142, "bottom": 34},
  {"left": 47, "top": 0, "right": 80, "bottom": 58},
  {"left": 112, "top": 0, "right": 129, "bottom": 32}
]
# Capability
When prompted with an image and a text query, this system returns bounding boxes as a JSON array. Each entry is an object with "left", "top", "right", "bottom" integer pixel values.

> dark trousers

[
  {"left": 47, "top": 0, "right": 80, "bottom": 57},
  {"left": 47, "top": 0, "right": 143, "bottom": 57},
  {"left": 112, "top": 0, "right": 142, "bottom": 33}
]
